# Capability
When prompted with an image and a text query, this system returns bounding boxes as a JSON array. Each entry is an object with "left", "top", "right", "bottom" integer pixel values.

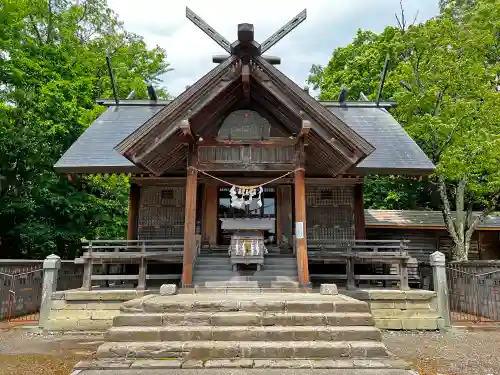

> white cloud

[{"left": 106, "top": 0, "right": 439, "bottom": 96}]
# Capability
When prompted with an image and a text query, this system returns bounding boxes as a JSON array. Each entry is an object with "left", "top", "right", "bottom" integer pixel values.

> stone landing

[{"left": 73, "top": 292, "right": 413, "bottom": 373}]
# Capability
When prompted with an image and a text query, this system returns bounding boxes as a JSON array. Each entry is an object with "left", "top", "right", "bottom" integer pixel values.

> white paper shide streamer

[{"left": 229, "top": 185, "right": 263, "bottom": 210}]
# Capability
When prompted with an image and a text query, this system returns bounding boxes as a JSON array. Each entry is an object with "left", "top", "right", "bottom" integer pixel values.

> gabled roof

[
  {"left": 333, "top": 107, "right": 435, "bottom": 175},
  {"left": 365, "top": 209, "right": 500, "bottom": 230},
  {"left": 114, "top": 57, "right": 375, "bottom": 176},
  {"left": 55, "top": 8, "right": 434, "bottom": 176},
  {"left": 54, "top": 104, "right": 435, "bottom": 175}
]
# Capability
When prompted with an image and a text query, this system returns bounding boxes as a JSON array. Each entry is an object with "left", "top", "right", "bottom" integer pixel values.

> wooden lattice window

[
  {"left": 161, "top": 189, "right": 174, "bottom": 200},
  {"left": 320, "top": 189, "right": 333, "bottom": 200}
]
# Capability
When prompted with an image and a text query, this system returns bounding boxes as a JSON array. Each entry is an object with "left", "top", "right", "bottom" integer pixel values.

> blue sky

[{"left": 106, "top": 0, "right": 440, "bottom": 96}]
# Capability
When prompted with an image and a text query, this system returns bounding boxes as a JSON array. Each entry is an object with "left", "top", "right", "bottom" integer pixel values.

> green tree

[
  {"left": 393, "top": 3, "right": 500, "bottom": 260},
  {"left": 0, "top": 0, "right": 172, "bottom": 258},
  {"left": 309, "top": 0, "right": 500, "bottom": 260}
]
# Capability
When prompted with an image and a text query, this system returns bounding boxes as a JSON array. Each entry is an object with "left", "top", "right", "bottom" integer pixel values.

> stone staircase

[
  {"left": 192, "top": 247, "right": 299, "bottom": 290},
  {"left": 73, "top": 292, "right": 412, "bottom": 373}
]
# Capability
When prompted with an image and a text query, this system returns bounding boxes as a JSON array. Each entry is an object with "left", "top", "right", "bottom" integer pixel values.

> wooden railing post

[
  {"left": 82, "top": 240, "right": 93, "bottom": 290},
  {"left": 137, "top": 240, "right": 147, "bottom": 290},
  {"left": 399, "top": 240, "right": 409, "bottom": 291},
  {"left": 346, "top": 243, "right": 356, "bottom": 290}
]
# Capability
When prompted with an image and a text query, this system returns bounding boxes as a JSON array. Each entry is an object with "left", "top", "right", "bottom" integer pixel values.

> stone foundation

[
  {"left": 343, "top": 289, "right": 442, "bottom": 330},
  {"left": 43, "top": 288, "right": 442, "bottom": 332},
  {"left": 43, "top": 289, "right": 150, "bottom": 331}
]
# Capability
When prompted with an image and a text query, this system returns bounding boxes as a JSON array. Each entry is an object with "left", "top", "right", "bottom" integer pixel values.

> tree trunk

[
  {"left": 454, "top": 241, "right": 468, "bottom": 261},
  {"left": 438, "top": 176, "right": 470, "bottom": 261}
]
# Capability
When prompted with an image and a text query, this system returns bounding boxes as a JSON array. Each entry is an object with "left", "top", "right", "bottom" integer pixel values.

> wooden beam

[
  {"left": 198, "top": 138, "right": 297, "bottom": 147},
  {"left": 131, "top": 176, "right": 363, "bottom": 186},
  {"left": 95, "top": 98, "right": 397, "bottom": 108},
  {"left": 242, "top": 64, "right": 250, "bottom": 99},
  {"left": 299, "top": 119, "right": 311, "bottom": 138},
  {"left": 182, "top": 164, "right": 198, "bottom": 288},
  {"left": 196, "top": 162, "right": 295, "bottom": 172},
  {"left": 354, "top": 183, "right": 366, "bottom": 240},
  {"left": 179, "top": 119, "right": 195, "bottom": 140},
  {"left": 127, "top": 183, "right": 140, "bottom": 241}
]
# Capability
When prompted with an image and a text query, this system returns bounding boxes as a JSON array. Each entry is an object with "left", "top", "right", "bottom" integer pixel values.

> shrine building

[{"left": 54, "top": 9, "right": 435, "bottom": 291}]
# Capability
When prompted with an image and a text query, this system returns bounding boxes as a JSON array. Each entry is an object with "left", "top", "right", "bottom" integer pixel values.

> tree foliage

[
  {"left": 0, "top": 0, "right": 171, "bottom": 259},
  {"left": 309, "top": 0, "right": 500, "bottom": 260}
]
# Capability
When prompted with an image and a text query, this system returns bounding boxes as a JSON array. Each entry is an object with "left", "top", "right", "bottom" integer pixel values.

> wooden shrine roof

[
  {"left": 113, "top": 57, "right": 375, "bottom": 176},
  {"left": 365, "top": 210, "right": 500, "bottom": 230},
  {"left": 54, "top": 103, "right": 434, "bottom": 175},
  {"left": 54, "top": 7, "right": 434, "bottom": 176}
]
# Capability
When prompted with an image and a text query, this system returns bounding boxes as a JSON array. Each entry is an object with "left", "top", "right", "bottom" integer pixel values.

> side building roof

[
  {"left": 54, "top": 103, "right": 434, "bottom": 175},
  {"left": 365, "top": 209, "right": 500, "bottom": 230}
]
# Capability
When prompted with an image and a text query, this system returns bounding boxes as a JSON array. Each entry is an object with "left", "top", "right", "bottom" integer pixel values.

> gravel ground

[
  {"left": 383, "top": 329, "right": 500, "bottom": 375},
  {"left": 0, "top": 328, "right": 102, "bottom": 375}
]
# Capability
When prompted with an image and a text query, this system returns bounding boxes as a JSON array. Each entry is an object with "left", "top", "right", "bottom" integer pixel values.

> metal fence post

[
  {"left": 38, "top": 254, "right": 61, "bottom": 328},
  {"left": 430, "top": 251, "right": 451, "bottom": 329}
]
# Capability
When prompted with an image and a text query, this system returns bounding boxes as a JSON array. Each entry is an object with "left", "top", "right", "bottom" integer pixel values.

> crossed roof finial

[{"left": 186, "top": 7, "right": 307, "bottom": 63}]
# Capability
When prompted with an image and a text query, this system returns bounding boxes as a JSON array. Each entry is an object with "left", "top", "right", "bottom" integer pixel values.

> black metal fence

[{"left": 446, "top": 261, "right": 500, "bottom": 323}]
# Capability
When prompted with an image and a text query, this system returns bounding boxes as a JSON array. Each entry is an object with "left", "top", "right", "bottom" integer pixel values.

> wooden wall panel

[
  {"left": 137, "top": 186, "right": 186, "bottom": 239},
  {"left": 276, "top": 185, "right": 293, "bottom": 246},
  {"left": 305, "top": 185, "right": 355, "bottom": 241},
  {"left": 203, "top": 184, "right": 219, "bottom": 245},
  {"left": 354, "top": 183, "right": 365, "bottom": 239},
  {"left": 366, "top": 228, "right": 492, "bottom": 261},
  {"left": 478, "top": 231, "right": 500, "bottom": 259}
]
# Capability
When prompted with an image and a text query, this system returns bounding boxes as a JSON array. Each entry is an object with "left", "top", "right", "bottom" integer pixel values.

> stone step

[
  {"left": 192, "top": 282, "right": 301, "bottom": 289},
  {"left": 196, "top": 258, "right": 296, "bottom": 264},
  {"left": 270, "top": 280, "right": 300, "bottom": 288},
  {"left": 74, "top": 358, "right": 411, "bottom": 371},
  {"left": 199, "top": 281, "right": 260, "bottom": 288},
  {"left": 121, "top": 294, "right": 370, "bottom": 314},
  {"left": 180, "top": 287, "right": 305, "bottom": 294},
  {"left": 191, "top": 282, "right": 300, "bottom": 289},
  {"left": 193, "top": 276, "right": 298, "bottom": 282},
  {"left": 194, "top": 264, "right": 298, "bottom": 270},
  {"left": 192, "top": 271, "right": 298, "bottom": 278},
  {"left": 106, "top": 325, "right": 382, "bottom": 342},
  {"left": 96, "top": 340, "right": 389, "bottom": 359},
  {"left": 114, "top": 312, "right": 375, "bottom": 327}
]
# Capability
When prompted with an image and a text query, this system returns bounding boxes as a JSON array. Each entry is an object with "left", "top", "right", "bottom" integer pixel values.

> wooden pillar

[
  {"left": 203, "top": 184, "right": 219, "bottom": 246},
  {"left": 127, "top": 183, "right": 140, "bottom": 240},
  {"left": 182, "top": 167, "right": 198, "bottom": 287},
  {"left": 354, "top": 183, "right": 366, "bottom": 239},
  {"left": 294, "top": 168, "right": 310, "bottom": 288}
]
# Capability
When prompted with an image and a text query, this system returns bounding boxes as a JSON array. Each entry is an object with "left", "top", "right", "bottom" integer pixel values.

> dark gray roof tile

[
  {"left": 366, "top": 209, "right": 500, "bottom": 229},
  {"left": 54, "top": 106, "right": 162, "bottom": 173},
  {"left": 55, "top": 105, "right": 435, "bottom": 174},
  {"left": 329, "top": 107, "right": 435, "bottom": 174}
]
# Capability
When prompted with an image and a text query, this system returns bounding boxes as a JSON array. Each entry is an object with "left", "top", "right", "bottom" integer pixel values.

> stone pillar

[
  {"left": 39, "top": 254, "right": 61, "bottom": 328},
  {"left": 430, "top": 251, "right": 451, "bottom": 329}
]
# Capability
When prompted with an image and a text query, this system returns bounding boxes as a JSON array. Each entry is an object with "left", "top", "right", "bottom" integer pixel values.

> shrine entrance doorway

[{"left": 217, "top": 187, "right": 277, "bottom": 246}]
